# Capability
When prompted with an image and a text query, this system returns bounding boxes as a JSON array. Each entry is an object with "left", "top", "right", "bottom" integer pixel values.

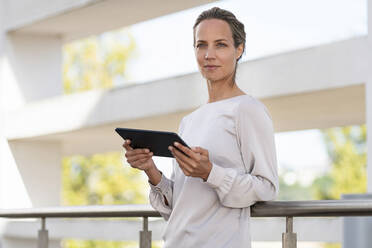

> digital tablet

[{"left": 115, "top": 127, "right": 190, "bottom": 158}]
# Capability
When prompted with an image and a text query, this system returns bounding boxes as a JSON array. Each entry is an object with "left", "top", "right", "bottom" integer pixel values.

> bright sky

[
  {"left": 107, "top": 0, "right": 366, "bottom": 182},
  {"left": 122, "top": 0, "right": 366, "bottom": 84}
]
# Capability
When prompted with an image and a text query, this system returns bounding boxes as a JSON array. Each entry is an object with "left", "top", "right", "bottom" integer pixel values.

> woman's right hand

[{"left": 122, "top": 139, "right": 156, "bottom": 172}]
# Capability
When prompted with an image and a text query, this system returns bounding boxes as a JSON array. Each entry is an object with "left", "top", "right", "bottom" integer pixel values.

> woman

[{"left": 123, "top": 7, "right": 279, "bottom": 248}]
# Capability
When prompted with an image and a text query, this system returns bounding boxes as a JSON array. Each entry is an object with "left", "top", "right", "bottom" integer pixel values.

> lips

[{"left": 204, "top": 65, "right": 220, "bottom": 70}]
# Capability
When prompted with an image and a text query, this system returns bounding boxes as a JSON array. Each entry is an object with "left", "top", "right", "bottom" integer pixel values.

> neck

[{"left": 206, "top": 76, "right": 245, "bottom": 103}]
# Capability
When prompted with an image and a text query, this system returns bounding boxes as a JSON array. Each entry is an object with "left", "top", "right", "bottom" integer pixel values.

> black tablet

[{"left": 115, "top": 127, "right": 190, "bottom": 158}]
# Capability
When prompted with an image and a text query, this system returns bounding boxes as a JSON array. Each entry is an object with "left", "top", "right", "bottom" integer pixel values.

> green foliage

[
  {"left": 62, "top": 152, "right": 151, "bottom": 248},
  {"left": 311, "top": 174, "right": 334, "bottom": 200},
  {"left": 63, "top": 29, "right": 135, "bottom": 94},
  {"left": 314, "top": 125, "right": 367, "bottom": 200},
  {"left": 62, "top": 152, "right": 148, "bottom": 206},
  {"left": 316, "top": 125, "right": 366, "bottom": 248},
  {"left": 277, "top": 126, "right": 365, "bottom": 248},
  {"left": 278, "top": 125, "right": 367, "bottom": 202}
]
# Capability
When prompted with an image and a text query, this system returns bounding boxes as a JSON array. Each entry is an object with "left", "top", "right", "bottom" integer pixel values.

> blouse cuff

[
  {"left": 148, "top": 171, "right": 171, "bottom": 193},
  {"left": 205, "top": 163, "right": 228, "bottom": 188}
]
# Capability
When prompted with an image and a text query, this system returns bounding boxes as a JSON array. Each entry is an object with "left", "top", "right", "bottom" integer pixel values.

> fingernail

[
  {"left": 168, "top": 146, "right": 172, "bottom": 151},
  {"left": 145, "top": 149, "right": 149, "bottom": 153},
  {"left": 174, "top": 142, "right": 179, "bottom": 146}
]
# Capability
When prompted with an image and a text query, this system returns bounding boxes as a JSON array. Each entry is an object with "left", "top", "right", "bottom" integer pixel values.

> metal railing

[{"left": 1, "top": 200, "right": 372, "bottom": 248}]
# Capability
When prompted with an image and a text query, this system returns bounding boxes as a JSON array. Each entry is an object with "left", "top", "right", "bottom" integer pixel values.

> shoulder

[
  {"left": 235, "top": 95, "right": 273, "bottom": 122},
  {"left": 178, "top": 113, "right": 193, "bottom": 134},
  {"left": 181, "top": 112, "right": 192, "bottom": 124}
]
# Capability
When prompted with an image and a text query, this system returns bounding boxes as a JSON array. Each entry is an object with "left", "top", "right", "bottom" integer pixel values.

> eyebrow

[
  {"left": 196, "top": 39, "right": 229, "bottom": 43},
  {"left": 214, "top": 39, "right": 228, "bottom": 42}
]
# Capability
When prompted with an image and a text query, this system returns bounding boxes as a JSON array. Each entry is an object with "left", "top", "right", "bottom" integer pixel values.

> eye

[
  {"left": 216, "top": 43, "right": 227, "bottom": 47},
  {"left": 196, "top": 43, "right": 206, "bottom": 48}
]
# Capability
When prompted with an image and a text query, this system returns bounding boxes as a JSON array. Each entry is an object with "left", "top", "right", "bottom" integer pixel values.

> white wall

[
  {"left": 8, "top": 141, "right": 62, "bottom": 207},
  {"left": 0, "top": 3, "right": 64, "bottom": 209},
  {"left": 4, "top": 33, "right": 62, "bottom": 109},
  {"left": 4, "top": 0, "right": 216, "bottom": 42},
  {"left": 3, "top": 0, "right": 94, "bottom": 30}
]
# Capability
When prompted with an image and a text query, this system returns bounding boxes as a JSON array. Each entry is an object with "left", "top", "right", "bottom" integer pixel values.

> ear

[{"left": 236, "top": 43, "right": 244, "bottom": 60}]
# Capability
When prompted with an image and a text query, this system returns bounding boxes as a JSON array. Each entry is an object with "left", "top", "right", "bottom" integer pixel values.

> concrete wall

[
  {"left": 0, "top": 32, "right": 63, "bottom": 209},
  {"left": 4, "top": 33, "right": 62, "bottom": 108},
  {"left": 3, "top": 0, "right": 216, "bottom": 42}
]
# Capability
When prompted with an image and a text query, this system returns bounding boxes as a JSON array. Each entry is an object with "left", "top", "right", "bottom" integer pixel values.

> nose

[{"left": 204, "top": 47, "right": 216, "bottom": 60}]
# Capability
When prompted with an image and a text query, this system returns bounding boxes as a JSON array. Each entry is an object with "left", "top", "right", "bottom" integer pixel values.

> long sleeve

[
  {"left": 205, "top": 100, "right": 279, "bottom": 208},
  {"left": 148, "top": 117, "right": 187, "bottom": 220},
  {"left": 149, "top": 168, "right": 175, "bottom": 220}
]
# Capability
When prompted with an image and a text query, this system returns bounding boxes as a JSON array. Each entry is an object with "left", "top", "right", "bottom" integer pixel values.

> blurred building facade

[{"left": 0, "top": 0, "right": 371, "bottom": 247}]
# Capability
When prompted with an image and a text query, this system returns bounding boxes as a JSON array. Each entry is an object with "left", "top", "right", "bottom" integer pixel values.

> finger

[
  {"left": 127, "top": 153, "right": 153, "bottom": 163},
  {"left": 173, "top": 142, "right": 197, "bottom": 159},
  {"left": 191, "top": 147, "right": 201, "bottom": 154},
  {"left": 127, "top": 148, "right": 150, "bottom": 157},
  {"left": 174, "top": 156, "right": 192, "bottom": 176},
  {"left": 131, "top": 157, "right": 150, "bottom": 168},
  {"left": 171, "top": 146, "right": 192, "bottom": 164},
  {"left": 125, "top": 149, "right": 142, "bottom": 158},
  {"left": 171, "top": 147, "right": 194, "bottom": 172},
  {"left": 192, "top": 146, "right": 208, "bottom": 156},
  {"left": 173, "top": 145, "right": 201, "bottom": 167},
  {"left": 122, "top": 139, "right": 134, "bottom": 151},
  {"left": 133, "top": 148, "right": 151, "bottom": 155}
]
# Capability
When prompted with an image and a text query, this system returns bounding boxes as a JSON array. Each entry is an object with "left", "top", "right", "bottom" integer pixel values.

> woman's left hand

[{"left": 169, "top": 142, "right": 212, "bottom": 181}]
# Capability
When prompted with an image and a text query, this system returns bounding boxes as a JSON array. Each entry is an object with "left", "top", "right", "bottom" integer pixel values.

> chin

[
  {"left": 205, "top": 76, "right": 227, "bottom": 83},
  {"left": 202, "top": 73, "right": 224, "bottom": 82}
]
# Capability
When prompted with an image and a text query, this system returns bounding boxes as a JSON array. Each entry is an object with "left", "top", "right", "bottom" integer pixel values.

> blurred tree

[
  {"left": 270, "top": 125, "right": 366, "bottom": 248},
  {"left": 312, "top": 125, "right": 367, "bottom": 200},
  {"left": 62, "top": 152, "right": 148, "bottom": 206},
  {"left": 62, "top": 152, "right": 163, "bottom": 248},
  {"left": 312, "top": 125, "right": 366, "bottom": 248},
  {"left": 311, "top": 174, "right": 334, "bottom": 200},
  {"left": 63, "top": 29, "right": 135, "bottom": 94}
]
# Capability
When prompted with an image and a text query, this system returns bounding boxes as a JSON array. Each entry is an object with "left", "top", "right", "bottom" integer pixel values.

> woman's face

[{"left": 194, "top": 18, "right": 243, "bottom": 83}]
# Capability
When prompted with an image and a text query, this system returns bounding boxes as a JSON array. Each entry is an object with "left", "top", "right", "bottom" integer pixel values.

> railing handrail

[
  {"left": 0, "top": 204, "right": 160, "bottom": 218},
  {"left": 252, "top": 199, "right": 372, "bottom": 217},
  {"left": 1, "top": 199, "right": 372, "bottom": 219}
]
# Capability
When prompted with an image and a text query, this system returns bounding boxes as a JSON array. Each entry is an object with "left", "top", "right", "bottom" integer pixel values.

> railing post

[
  {"left": 38, "top": 217, "right": 48, "bottom": 248},
  {"left": 282, "top": 216, "right": 296, "bottom": 248},
  {"left": 139, "top": 216, "right": 152, "bottom": 248}
]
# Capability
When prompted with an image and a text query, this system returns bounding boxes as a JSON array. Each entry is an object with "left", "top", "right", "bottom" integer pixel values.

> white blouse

[{"left": 149, "top": 94, "right": 279, "bottom": 248}]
